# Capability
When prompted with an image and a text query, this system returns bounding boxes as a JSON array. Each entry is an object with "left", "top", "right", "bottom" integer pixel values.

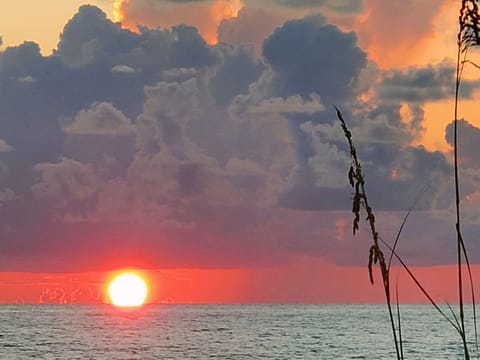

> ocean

[{"left": 0, "top": 304, "right": 477, "bottom": 359}]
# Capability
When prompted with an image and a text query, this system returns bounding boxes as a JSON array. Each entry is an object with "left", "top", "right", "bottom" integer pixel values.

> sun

[{"left": 108, "top": 273, "right": 148, "bottom": 307}]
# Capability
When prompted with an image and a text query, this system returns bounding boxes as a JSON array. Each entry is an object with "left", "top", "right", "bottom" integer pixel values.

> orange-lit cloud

[
  {"left": 354, "top": 0, "right": 451, "bottom": 68},
  {"left": 113, "top": 0, "right": 244, "bottom": 44},
  {"left": 218, "top": 6, "right": 289, "bottom": 55},
  {"left": 113, "top": 0, "right": 125, "bottom": 23}
]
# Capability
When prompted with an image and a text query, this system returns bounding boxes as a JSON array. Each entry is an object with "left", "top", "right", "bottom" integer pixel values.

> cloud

[
  {"left": 32, "top": 158, "right": 102, "bottom": 210},
  {"left": 209, "top": 44, "right": 265, "bottom": 106},
  {"left": 246, "top": 94, "right": 324, "bottom": 114},
  {"left": 262, "top": 16, "right": 367, "bottom": 102},
  {"left": 378, "top": 61, "right": 480, "bottom": 102},
  {"left": 0, "top": 4, "right": 476, "bottom": 272},
  {"left": 111, "top": 64, "right": 136, "bottom": 73},
  {"left": 115, "top": 0, "right": 363, "bottom": 56},
  {"left": 58, "top": 5, "right": 217, "bottom": 71},
  {"left": 273, "top": 76, "right": 452, "bottom": 214},
  {"left": 0, "top": 140, "right": 13, "bottom": 153},
  {"left": 0, "top": 188, "right": 15, "bottom": 203},
  {"left": 0, "top": 5, "right": 221, "bottom": 163},
  {"left": 63, "top": 102, "right": 135, "bottom": 136},
  {"left": 445, "top": 119, "right": 480, "bottom": 169},
  {"left": 57, "top": 5, "right": 138, "bottom": 68},
  {"left": 17, "top": 75, "right": 37, "bottom": 84},
  {"left": 300, "top": 121, "right": 351, "bottom": 188},
  {"left": 241, "top": 16, "right": 371, "bottom": 212},
  {"left": 218, "top": 7, "right": 287, "bottom": 56}
]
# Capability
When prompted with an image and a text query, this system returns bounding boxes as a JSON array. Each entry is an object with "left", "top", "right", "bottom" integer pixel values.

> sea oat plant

[
  {"left": 333, "top": 1, "right": 480, "bottom": 358},
  {"left": 335, "top": 107, "right": 402, "bottom": 359},
  {"left": 336, "top": 108, "right": 475, "bottom": 359},
  {"left": 455, "top": 0, "right": 480, "bottom": 357}
]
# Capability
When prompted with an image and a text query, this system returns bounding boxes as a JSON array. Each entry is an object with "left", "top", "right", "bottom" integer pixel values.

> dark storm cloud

[
  {"left": 243, "top": 16, "right": 369, "bottom": 211},
  {"left": 57, "top": 5, "right": 137, "bottom": 68},
  {"left": 246, "top": 16, "right": 454, "bottom": 214},
  {"left": 0, "top": 5, "right": 221, "bottom": 177},
  {"left": 379, "top": 62, "right": 480, "bottom": 102},
  {"left": 58, "top": 4, "right": 214, "bottom": 70},
  {"left": 0, "top": 5, "right": 218, "bottom": 155},
  {"left": 73, "top": 6, "right": 216, "bottom": 70},
  {"left": 262, "top": 16, "right": 367, "bottom": 103},
  {"left": 54, "top": 5, "right": 217, "bottom": 116},
  {"left": 0, "top": 5, "right": 209, "bottom": 198}
]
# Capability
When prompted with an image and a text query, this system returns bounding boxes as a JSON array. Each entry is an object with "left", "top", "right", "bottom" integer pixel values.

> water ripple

[{"left": 0, "top": 304, "right": 476, "bottom": 359}]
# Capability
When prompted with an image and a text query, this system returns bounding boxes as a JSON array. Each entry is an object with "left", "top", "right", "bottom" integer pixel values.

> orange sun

[{"left": 108, "top": 273, "right": 148, "bottom": 307}]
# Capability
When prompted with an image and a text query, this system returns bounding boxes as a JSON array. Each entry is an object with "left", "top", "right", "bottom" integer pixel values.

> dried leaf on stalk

[
  {"left": 348, "top": 166, "right": 355, "bottom": 187},
  {"left": 368, "top": 245, "right": 375, "bottom": 284}
]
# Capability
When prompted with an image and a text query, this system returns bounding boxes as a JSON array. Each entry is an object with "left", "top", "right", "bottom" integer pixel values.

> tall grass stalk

[
  {"left": 335, "top": 107, "right": 401, "bottom": 359},
  {"left": 455, "top": 1, "right": 480, "bottom": 357},
  {"left": 454, "top": 35, "right": 469, "bottom": 360},
  {"left": 336, "top": 108, "right": 467, "bottom": 356},
  {"left": 395, "top": 282, "right": 404, "bottom": 359}
]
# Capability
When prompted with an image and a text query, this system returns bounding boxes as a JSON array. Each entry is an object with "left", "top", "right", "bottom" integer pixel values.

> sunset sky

[{"left": 0, "top": 0, "right": 480, "bottom": 304}]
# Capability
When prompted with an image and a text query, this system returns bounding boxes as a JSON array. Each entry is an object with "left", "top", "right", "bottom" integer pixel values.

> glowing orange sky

[
  {"left": 0, "top": 260, "right": 478, "bottom": 305},
  {"left": 113, "top": 0, "right": 124, "bottom": 24},
  {"left": 0, "top": 1, "right": 113, "bottom": 54}
]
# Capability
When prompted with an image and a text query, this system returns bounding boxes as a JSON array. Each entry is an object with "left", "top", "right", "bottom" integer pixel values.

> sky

[{"left": 0, "top": 0, "right": 479, "bottom": 304}]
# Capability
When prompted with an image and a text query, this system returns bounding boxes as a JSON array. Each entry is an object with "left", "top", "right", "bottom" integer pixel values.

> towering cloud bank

[{"left": 0, "top": 4, "right": 478, "bottom": 272}]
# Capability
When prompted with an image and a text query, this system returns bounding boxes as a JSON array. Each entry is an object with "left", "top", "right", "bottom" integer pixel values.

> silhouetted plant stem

[
  {"left": 455, "top": 1, "right": 480, "bottom": 354},
  {"left": 335, "top": 107, "right": 401, "bottom": 360},
  {"left": 380, "top": 237, "right": 461, "bottom": 333},
  {"left": 462, "top": 59, "right": 480, "bottom": 69},
  {"left": 454, "top": 44, "right": 469, "bottom": 359},
  {"left": 395, "top": 282, "right": 404, "bottom": 360},
  {"left": 387, "top": 186, "right": 428, "bottom": 272},
  {"left": 453, "top": 47, "right": 479, "bottom": 358}
]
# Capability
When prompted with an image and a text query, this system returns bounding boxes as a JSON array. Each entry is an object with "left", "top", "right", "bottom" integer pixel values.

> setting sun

[{"left": 108, "top": 273, "right": 148, "bottom": 307}]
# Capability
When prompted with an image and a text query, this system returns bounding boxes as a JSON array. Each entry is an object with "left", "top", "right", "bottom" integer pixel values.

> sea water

[{"left": 0, "top": 304, "right": 476, "bottom": 359}]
